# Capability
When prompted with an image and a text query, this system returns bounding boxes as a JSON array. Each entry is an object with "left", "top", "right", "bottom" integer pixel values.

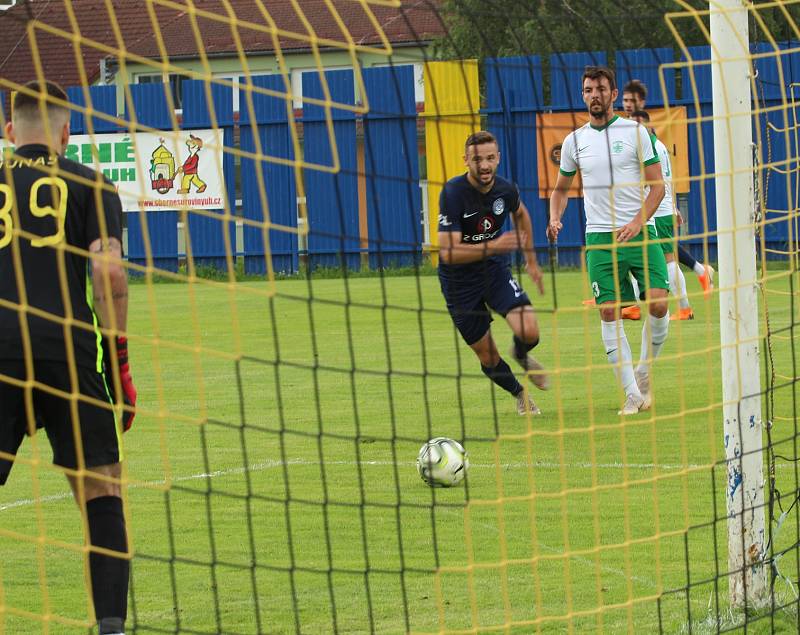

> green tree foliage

[{"left": 433, "top": 0, "right": 800, "bottom": 61}]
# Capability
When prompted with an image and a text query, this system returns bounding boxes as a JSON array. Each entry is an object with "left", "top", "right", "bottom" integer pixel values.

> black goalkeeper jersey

[
  {"left": 0, "top": 144, "right": 123, "bottom": 370},
  {"left": 437, "top": 173, "right": 520, "bottom": 283}
]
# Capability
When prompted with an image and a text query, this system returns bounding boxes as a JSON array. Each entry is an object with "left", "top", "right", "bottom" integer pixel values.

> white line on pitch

[{"left": 0, "top": 457, "right": 719, "bottom": 513}]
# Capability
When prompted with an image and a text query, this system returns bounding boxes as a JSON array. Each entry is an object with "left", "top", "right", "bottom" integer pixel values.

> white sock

[
  {"left": 629, "top": 274, "right": 641, "bottom": 302},
  {"left": 667, "top": 261, "right": 691, "bottom": 309},
  {"left": 693, "top": 262, "right": 705, "bottom": 277},
  {"left": 637, "top": 313, "right": 670, "bottom": 374},
  {"left": 602, "top": 319, "right": 640, "bottom": 397}
]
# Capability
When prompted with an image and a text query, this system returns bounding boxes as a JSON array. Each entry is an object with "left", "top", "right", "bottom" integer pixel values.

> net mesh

[{"left": 0, "top": 0, "right": 799, "bottom": 633}]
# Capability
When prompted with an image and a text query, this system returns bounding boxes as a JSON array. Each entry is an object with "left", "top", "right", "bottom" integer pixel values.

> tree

[{"left": 432, "top": 0, "right": 799, "bottom": 61}]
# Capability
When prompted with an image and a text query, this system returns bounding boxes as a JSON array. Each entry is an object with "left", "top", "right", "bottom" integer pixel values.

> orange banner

[{"left": 536, "top": 107, "right": 689, "bottom": 198}]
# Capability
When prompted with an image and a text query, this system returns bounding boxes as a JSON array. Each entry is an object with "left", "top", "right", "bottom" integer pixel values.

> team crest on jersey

[
  {"left": 492, "top": 198, "right": 505, "bottom": 215},
  {"left": 612, "top": 140, "right": 624, "bottom": 154}
]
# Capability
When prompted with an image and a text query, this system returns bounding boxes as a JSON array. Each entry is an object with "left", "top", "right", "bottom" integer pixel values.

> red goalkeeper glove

[{"left": 105, "top": 336, "right": 137, "bottom": 431}]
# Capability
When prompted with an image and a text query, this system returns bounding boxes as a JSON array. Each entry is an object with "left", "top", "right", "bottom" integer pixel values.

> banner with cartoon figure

[{"left": 59, "top": 129, "right": 224, "bottom": 211}]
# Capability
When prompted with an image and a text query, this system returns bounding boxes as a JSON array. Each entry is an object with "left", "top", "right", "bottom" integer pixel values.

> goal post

[{"left": 710, "top": 0, "right": 768, "bottom": 608}]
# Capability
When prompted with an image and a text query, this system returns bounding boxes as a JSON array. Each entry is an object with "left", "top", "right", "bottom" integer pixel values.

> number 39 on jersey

[{"left": 0, "top": 176, "right": 68, "bottom": 248}]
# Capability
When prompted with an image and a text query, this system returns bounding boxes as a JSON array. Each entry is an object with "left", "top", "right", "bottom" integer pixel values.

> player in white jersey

[
  {"left": 622, "top": 79, "right": 715, "bottom": 300},
  {"left": 547, "top": 66, "right": 670, "bottom": 415},
  {"left": 631, "top": 110, "right": 695, "bottom": 320}
]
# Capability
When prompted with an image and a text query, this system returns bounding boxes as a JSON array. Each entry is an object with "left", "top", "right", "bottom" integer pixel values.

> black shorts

[
  {"left": 439, "top": 265, "right": 532, "bottom": 345},
  {"left": 0, "top": 361, "right": 121, "bottom": 485}
]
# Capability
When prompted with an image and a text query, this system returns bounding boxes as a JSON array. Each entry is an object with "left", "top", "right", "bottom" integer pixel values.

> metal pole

[{"left": 710, "top": 0, "right": 767, "bottom": 608}]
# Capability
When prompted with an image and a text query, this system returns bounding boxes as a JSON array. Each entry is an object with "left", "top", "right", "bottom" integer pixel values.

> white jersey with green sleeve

[
  {"left": 653, "top": 136, "right": 675, "bottom": 218},
  {"left": 559, "top": 115, "right": 660, "bottom": 232}
]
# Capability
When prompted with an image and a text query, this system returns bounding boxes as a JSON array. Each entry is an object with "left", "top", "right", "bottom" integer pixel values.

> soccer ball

[{"left": 416, "top": 437, "right": 469, "bottom": 487}]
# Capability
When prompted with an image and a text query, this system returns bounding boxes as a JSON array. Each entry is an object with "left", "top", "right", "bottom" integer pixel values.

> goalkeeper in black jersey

[{"left": 0, "top": 80, "right": 136, "bottom": 635}]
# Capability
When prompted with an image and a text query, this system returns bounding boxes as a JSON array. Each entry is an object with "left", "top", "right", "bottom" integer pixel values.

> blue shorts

[{"left": 439, "top": 265, "right": 531, "bottom": 345}]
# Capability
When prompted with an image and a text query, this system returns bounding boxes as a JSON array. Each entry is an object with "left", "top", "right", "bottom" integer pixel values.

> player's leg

[
  {"left": 630, "top": 232, "right": 671, "bottom": 401},
  {"left": 488, "top": 267, "right": 549, "bottom": 391},
  {"left": 657, "top": 215, "right": 693, "bottom": 320},
  {"left": 677, "top": 244, "right": 714, "bottom": 296},
  {"left": 442, "top": 284, "right": 538, "bottom": 415},
  {"left": 468, "top": 329, "right": 540, "bottom": 415},
  {"left": 39, "top": 362, "right": 130, "bottom": 635},
  {"left": 0, "top": 361, "right": 31, "bottom": 487},
  {"left": 66, "top": 462, "right": 129, "bottom": 635},
  {"left": 666, "top": 252, "right": 693, "bottom": 320},
  {"left": 505, "top": 305, "right": 549, "bottom": 391},
  {"left": 586, "top": 233, "right": 644, "bottom": 414},
  {"left": 621, "top": 275, "right": 641, "bottom": 320}
]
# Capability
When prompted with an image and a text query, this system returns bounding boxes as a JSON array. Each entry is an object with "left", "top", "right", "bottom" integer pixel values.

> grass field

[{"left": 1, "top": 266, "right": 799, "bottom": 634}]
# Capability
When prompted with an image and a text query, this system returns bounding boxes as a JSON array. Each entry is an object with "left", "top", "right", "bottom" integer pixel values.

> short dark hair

[
  {"left": 12, "top": 80, "right": 69, "bottom": 122},
  {"left": 465, "top": 130, "right": 498, "bottom": 154},
  {"left": 623, "top": 79, "right": 647, "bottom": 101},
  {"left": 582, "top": 66, "right": 616, "bottom": 91},
  {"left": 631, "top": 109, "right": 650, "bottom": 122}
]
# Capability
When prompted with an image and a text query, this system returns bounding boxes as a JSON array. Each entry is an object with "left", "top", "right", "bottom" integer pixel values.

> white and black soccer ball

[{"left": 416, "top": 437, "right": 469, "bottom": 487}]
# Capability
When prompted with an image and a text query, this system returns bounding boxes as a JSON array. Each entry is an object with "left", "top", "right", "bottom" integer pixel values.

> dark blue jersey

[{"left": 437, "top": 173, "right": 520, "bottom": 282}]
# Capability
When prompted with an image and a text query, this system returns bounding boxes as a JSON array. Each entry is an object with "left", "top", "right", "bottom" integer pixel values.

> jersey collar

[
  {"left": 14, "top": 143, "right": 51, "bottom": 156},
  {"left": 589, "top": 114, "right": 619, "bottom": 131}
]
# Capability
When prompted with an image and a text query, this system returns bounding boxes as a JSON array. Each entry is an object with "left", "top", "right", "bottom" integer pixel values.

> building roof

[{"left": 0, "top": 0, "right": 445, "bottom": 90}]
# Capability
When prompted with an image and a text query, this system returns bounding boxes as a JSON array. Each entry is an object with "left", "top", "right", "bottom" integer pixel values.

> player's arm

[
  {"left": 88, "top": 181, "right": 137, "bottom": 431},
  {"left": 617, "top": 162, "right": 664, "bottom": 243},
  {"left": 90, "top": 236, "right": 127, "bottom": 332},
  {"left": 547, "top": 171, "right": 574, "bottom": 242},
  {"left": 437, "top": 185, "right": 526, "bottom": 265},
  {"left": 438, "top": 229, "right": 527, "bottom": 265},
  {"left": 642, "top": 162, "right": 665, "bottom": 220},
  {"left": 512, "top": 201, "right": 544, "bottom": 295}
]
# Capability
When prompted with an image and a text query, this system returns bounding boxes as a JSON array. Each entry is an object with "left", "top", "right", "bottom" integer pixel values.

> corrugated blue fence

[
  {"left": 57, "top": 43, "right": 800, "bottom": 272},
  {"left": 239, "top": 74, "right": 298, "bottom": 275}
]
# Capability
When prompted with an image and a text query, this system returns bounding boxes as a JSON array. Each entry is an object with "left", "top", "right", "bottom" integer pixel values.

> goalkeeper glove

[{"left": 105, "top": 336, "right": 137, "bottom": 431}]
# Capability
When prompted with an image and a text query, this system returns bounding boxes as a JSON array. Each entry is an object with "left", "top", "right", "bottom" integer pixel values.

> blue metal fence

[
  {"left": 125, "top": 83, "right": 179, "bottom": 272},
  {"left": 66, "top": 85, "right": 118, "bottom": 133},
  {"left": 302, "top": 69, "right": 360, "bottom": 270},
  {"left": 239, "top": 74, "right": 298, "bottom": 274},
  {"left": 181, "top": 80, "right": 236, "bottom": 272},
  {"left": 55, "top": 43, "right": 800, "bottom": 272},
  {"left": 362, "top": 65, "right": 421, "bottom": 268}
]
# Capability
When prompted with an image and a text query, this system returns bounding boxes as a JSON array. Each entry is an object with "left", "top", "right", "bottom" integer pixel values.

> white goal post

[{"left": 710, "top": 0, "right": 768, "bottom": 608}]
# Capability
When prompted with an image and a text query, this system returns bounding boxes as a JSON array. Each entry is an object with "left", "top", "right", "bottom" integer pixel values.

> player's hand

[
  {"left": 526, "top": 260, "right": 545, "bottom": 295},
  {"left": 546, "top": 219, "right": 562, "bottom": 243},
  {"left": 616, "top": 217, "right": 643, "bottom": 243},
  {"left": 104, "top": 336, "right": 138, "bottom": 431},
  {"left": 493, "top": 230, "right": 527, "bottom": 254},
  {"left": 675, "top": 211, "right": 684, "bottom": 227}
]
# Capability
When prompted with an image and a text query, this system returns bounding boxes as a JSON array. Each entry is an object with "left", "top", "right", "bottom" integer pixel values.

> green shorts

[
  {"left": 585, "top": 226, "right": 670, "bottom": 304},
  {"left": 654, "top": 215, "right": 675, "bottom": 254}
]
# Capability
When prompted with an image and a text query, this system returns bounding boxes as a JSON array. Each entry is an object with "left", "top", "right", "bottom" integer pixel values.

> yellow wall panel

[{"left": 423, "top": 61, "right": 480, "bottom": 263}]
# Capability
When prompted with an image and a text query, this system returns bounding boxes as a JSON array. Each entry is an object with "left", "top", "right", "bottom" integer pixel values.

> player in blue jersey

[{"left": 438, "top": 130, "right": 547, "bottom": 416}]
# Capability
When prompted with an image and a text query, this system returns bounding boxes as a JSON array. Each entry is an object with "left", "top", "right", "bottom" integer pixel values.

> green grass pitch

[{"left": 1, "top": 267, "right": 798, "bottom": 634}]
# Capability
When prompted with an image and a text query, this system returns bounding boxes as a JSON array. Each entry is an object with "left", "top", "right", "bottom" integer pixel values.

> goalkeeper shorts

[{"left": 0, "top": 361, "right": 121, "bottom": 485}]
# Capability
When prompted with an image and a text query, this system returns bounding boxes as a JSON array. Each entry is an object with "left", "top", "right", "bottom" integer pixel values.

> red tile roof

[{"left": 0, "top": 0, "right": 445, "bottom": 90}]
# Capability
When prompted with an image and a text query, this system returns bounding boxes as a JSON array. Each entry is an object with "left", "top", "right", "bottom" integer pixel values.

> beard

[{"left": 589, "top": 100, "right": 609, "bottom": 120}]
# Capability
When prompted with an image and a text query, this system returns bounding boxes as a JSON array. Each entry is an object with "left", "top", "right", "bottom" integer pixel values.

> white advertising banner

[{"left": 3, "top": 129, "right": 226, "bottom": 212}]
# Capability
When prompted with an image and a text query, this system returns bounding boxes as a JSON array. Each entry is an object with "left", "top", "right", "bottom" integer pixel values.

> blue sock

[{"left": 482, "top": 358, "right": 523, "bottom": 396}]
